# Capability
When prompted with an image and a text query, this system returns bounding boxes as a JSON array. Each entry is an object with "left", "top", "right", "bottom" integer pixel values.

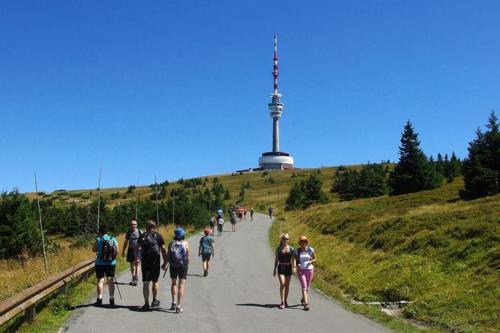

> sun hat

[
  {"left": 174, "top": 227, "right": 186, "bottom": 239},
  {"left": 298, "top": 235, "right": 308, "bottom": 243}
]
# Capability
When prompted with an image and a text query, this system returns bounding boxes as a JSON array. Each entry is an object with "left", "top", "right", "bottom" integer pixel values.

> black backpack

[
  {"left": 141, "top": 232, "right": 161, "bottom": 257},
  {"left": 100, "top": 238, "right": 117, "bottom": 261}
]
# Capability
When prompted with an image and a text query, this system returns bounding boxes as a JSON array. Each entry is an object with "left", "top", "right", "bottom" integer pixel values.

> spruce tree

[
  {"left": 331, "top": 166, "right": 359, "bottom": 201},
  {"left": 357, "top": 163, "right": 389, "bottom": 198},
  {"left": 285, "top": 182, "right": 305, "bottom": 211},
  {"left": 302, "top": 173, "right": 328, "bottom": 207},
  {"left": 461, "top": 111, "right": 500, "bottom": 197},
  {"left": 389, "top": 121, "right": 443, "bottom": 195}
]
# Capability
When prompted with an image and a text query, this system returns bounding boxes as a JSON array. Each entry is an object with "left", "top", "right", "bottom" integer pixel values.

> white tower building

[{"left": 258, "top": 34, "right": 294, "bottom": 170}]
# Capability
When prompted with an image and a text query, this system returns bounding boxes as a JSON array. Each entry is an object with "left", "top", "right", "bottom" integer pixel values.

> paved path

[{"left": 63, "top": 214, "right": 390, "bottom": 333}]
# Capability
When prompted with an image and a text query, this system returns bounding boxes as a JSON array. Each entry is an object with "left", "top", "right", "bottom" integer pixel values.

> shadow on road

[
  {"left": 235, "top": 303, "right": 277, "bottom": 309},
  {"left": 187, "top": 273, "right": 204, "bottom": 278}
]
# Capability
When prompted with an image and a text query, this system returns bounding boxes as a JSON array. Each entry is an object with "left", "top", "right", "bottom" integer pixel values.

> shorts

[
  {"left": 170, "top": 265, "right": 188, "bottom": 280},
  {"left": 201, "top": 253, "right": 211, "bottom": 262},
  {"left": 126, "top": 248, "right": 137, "bottom": 262},
  {"left": 230, "top": 220, "right": 236, "bottom": 225},
  {"left": 142, "top": 261, "right": 161, "bottom": 282},
  {"left": 95, "top": 265, "right": 116, "bottom": 279},
  {"left": 277, "top": 264, "right": 292, "bottom": 276},
  {"left": 217, "top": 224, "right": 223, "bottom": 232}
]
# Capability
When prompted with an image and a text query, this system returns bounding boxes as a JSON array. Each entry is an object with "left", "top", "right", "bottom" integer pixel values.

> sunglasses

[{"left": 283, "top": 238, "right": 289, "bottom": 241}]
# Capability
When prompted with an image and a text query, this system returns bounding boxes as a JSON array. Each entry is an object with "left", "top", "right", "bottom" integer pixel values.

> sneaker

[
  {"left": 278, "top": 303, "right": 285, "bottom": 310},
  {"left": 109, "top": 299, "right": 115, "bottom": 307},
  {"left": 94, "top": 298, "right": 102, "bottom": 307},
  {"left": 169, "top": 303, "right": 177, "bottom": 311},
  {"left": 151, "top": 299, "right": 160, "bottom": 308},
  {"left": 303, "top": 303, "right": 310, "bottom": 311},
  {"left": 176, "top": 305, "right": 184, "bottom": 314},
  {"left": 142, "top": 302, "right": 150, "bottom": 310},
  {"left": 204, "top": 270, "right": 208, "bottom": 277},
  {"left": 129, "top": 281, "right": 134, "bottom": 286}
]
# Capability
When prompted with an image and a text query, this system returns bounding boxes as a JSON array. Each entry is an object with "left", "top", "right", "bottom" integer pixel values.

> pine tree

[
  {"left": 303, "top": 173, "right": 328, "bottom": 207},
  {"left": 461, "top": 111, "right": 500, "bottom": 197},
  {"left": 285, "top": 182, "right": 305, "bottom": 211},
  {"left": 357, "top": 163, "right": 389, "bottom": 198},
  {"left": 331, "top": 166, "right": 359, "bottom": 201},
  {"left": 389, "top": 121, "right": 443, "bottom": 195}
]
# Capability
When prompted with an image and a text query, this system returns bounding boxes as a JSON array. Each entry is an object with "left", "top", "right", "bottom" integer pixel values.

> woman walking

[
  {"left": 296, "top": 235, "right": 316, "bottom": 311},
  {"left": 273, "top": 233, "right": 295, "bottom": 309}
]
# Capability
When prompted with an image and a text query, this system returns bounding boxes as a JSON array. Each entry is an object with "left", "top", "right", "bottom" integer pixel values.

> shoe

[
  {"left": 129, "top": 281, "right": 134, "bottom": 286},
  {"left": 176, "top": 305, "right": 184, "bottom": 314},
  {"left": 109, "top": 299, "right": 115, "bottom": 307},
  {"left": 142, "top": 302, "right": 150, "bottom": 310},
  {"left": 151, "top": 299, "right": 160, "bottom": 308},
  {"left": 204, "top": 270, "right": 208, "bottom": 277},
  {"left": 94, "top": 298, "right": 102, "bottom": 307},
  {"left": 278, "top": 303, "right": 285, "bottom": 310},
  {"left": 303, "top": 303, "right": 310, "bottom": 311},
  {"left": 285, "top": 301, "right": 289, "bottom": 308},
  {"left": 169, "top": 303, "right": 177, "bottom": 311}
]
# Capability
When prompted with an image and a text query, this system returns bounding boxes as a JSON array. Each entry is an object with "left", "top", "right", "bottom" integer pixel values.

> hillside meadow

[{"left": 270, "top": 178, "right": 499, "bottom": 332}]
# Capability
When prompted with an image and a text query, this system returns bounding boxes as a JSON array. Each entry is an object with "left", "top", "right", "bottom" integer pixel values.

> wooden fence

[{"left": 0, "top": 259, "right": 95, "bottom": 326}]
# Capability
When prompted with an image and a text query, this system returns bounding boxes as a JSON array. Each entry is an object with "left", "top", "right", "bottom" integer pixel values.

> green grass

[{"left": 272, "top": 178, "right": 500, "bottom": 333}]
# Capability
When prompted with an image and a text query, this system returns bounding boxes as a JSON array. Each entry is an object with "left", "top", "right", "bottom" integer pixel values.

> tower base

[{"left": 258, "top": 152, "right": 294, "bottom": 170}]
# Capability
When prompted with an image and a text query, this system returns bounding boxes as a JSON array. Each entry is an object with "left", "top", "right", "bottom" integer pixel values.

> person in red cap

[{"left": 198, "top": 228, "right": 215, "bottom": 277}]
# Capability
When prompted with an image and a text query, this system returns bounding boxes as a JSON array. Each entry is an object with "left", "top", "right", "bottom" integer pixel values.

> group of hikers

[
  {"left": 208, "top": 206, "right": 256, "bottom": 235},
  {"left": 93, "top": 207, "right": 316, "bottom": 313}
]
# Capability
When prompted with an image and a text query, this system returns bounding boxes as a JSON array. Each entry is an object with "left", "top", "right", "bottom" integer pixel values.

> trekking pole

[
  {"left": 113, "top": 276, "right": 123, "bottom": 300},
  {"left": 162, "top": 263, "right": 169, "bottom": 278}
]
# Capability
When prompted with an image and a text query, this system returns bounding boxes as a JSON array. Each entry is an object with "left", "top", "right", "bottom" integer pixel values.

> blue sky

[{"left": 1, "top": 1, "right": 499, "bottom": 192}]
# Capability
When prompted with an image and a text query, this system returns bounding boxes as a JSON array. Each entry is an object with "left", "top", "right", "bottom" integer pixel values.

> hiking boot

[
  {"left": 176, "top": 305, "right": 184, "bottom": 314},
  {"left": 169, "top": 303, "right": 177, "bottom": 311},
  {"left": 204, "top": 270, "right": 208, "bottom": 277},
  {"left": 151, "top": 299, "right": 160, "bottom": 309},
  {"left": 109, "top": 299, "right": 115, "bottom": 307},
  {"left": 142, "top": 302, "right": 150, "bottom": 310},
  {"left": 94, "top": 298, "right": 102, "bottom": 307}
]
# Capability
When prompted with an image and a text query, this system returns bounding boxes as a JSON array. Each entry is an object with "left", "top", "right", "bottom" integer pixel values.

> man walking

[
  {"left": 135, "top": 220, "right": 167, "bottom": 310},
  {"left": 122, "top": 219, "right": 141, "bottom": 286},
  {"left": 250, "top": 207, "right": 254, "bottom": 221},
  {"left": 93, "top": 225, "right": 119, "bottom": 307},
  {"left": 166, "top": 227, "right": 190, "bottom": 313},
  {"left": 198, "top": 228, "right": 215, "bottom": 277}
]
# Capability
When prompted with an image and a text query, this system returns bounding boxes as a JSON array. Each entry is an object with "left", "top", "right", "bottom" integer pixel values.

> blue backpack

[{"left": 169, "top": 240, "right": 187, "bottom": 267}]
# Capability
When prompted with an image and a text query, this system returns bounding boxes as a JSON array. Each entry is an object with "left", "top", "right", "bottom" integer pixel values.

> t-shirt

[
  {"left": 276, "top": 245, "right": 294, "bottom": 264},
  {"left": 138, "top": 231, "right": 165, "bottom": 263},
  {"left": 199, "top": 235, "right": 214, "bottom": 254},
  {"left": 125, "top": 229, "right": 140, "bottom": 250},
  {"left": 217, "top": 218, "right": 224, "bottom": 225},
  {"left": 296, "top": 246, "right": 315, "bottom": 270},
  {"left": 95, "top": 234, "right": 118, "bottom": 266}
]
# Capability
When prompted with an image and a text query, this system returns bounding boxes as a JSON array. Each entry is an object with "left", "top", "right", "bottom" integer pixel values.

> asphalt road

[{"left": 62, "top": 213, "right": 390, "bottom": 333}]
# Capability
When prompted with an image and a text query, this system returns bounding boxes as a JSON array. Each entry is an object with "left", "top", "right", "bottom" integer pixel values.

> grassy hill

[{"left": 23, "top": 167, "right": 500, "bottom": 332}]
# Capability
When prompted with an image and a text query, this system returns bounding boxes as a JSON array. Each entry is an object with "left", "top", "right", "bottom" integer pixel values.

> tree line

[
  {"left": 287, "top": 111, "right": 499, "bottom": 209},
  {"left": 0, "top": 177, "right": 231, "bottom": 259}
]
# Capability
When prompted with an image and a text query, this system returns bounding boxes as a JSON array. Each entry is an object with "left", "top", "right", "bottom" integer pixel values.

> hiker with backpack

[
  {"left": 295, "top": 235, "right": 317, "bottom": 311},
  {"left": 135, "top": 220, "right": 167, "bottom": 310},
  {"left": 166, "top": 227, "right": 190, "bottom": 313},
  {"left": 273, "top": 233, "right": 295, "bottom": 309},
  {"left": 216, "top": 217, "right": 224, "bottom": 236},
  {"left": 122, "top": 219, "right": 141, "bottom": 286},
  {"left": 92, "top": 225, "right": 119, "bottom": 307},
  {"left": 199, "top": 227, "right": 215, "bottom": 277}
]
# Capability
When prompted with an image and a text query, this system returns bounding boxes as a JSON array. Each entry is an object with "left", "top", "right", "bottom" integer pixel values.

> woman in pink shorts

[{"left": 295, "top": 235, "right": 317, "bottom": 311}]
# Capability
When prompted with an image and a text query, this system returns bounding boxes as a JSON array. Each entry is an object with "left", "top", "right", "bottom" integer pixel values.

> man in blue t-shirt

[
  {"left": 198, "top": 228, "right": 215, "bottom": 277},
  {"left": 92, "top": 225, "right": 119, "bottom": 307}
]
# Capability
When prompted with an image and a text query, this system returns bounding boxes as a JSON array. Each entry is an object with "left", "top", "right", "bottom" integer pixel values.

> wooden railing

[{"left": 0, "top": 259, "right": 95, "bottom": 326}]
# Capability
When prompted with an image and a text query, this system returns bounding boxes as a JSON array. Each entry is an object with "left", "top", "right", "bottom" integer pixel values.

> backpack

[
  {"left": 100, "top": 238, "right": 117, "bottom": 261},
  {"left": 169, "top": 240, "right": 187, "bottom": 267},
  {"left": 141, "top": 232, "right": 161, "bottom": 257}
]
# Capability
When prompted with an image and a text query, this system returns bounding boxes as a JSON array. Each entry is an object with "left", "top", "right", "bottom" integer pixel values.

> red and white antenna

[{"left": 273, "top": 33, "right": 279, "bottom": 95}]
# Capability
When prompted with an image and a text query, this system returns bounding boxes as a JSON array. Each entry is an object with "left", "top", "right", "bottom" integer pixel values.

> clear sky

[{"left": 1, "top": 1, "right": 499, "bottom": 192}]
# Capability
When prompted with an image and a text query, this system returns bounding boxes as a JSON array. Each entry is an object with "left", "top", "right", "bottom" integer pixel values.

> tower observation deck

[{"left": 258, "top": 34, "right": 294, "bottom": 170}]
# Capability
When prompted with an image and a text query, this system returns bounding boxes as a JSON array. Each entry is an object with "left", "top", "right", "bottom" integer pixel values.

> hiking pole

[
  {"left": 113, "top": 276, "right": 123, "bottom": 300},
  {"left": 162, "top": 263, "right": 169, "bottom": 278}
]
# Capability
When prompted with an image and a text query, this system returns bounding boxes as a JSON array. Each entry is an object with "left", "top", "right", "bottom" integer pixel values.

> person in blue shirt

[
  {"left": 198, "top": 228, "right": 215, "bottom": 277},
  {"left": 92, "top": 225, "right": 119, "bottom": 307}
]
